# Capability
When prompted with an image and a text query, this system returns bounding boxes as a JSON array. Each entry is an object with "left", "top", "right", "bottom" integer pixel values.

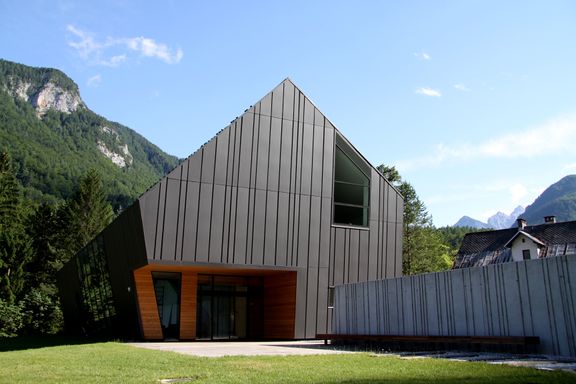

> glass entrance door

[
  {"left": 196, "top": 275, "right": 263, "bottom": 340},
  {"left": 152, "top": 272, "right": 181, "bottom": 340}
]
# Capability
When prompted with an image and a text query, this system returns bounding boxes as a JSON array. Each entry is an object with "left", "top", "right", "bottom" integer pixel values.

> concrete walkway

[
  {"left": 127, "top": 341, "right": 576, "bottom": 373},
  {"left": 127, "top": 340, "right": 355, "bottom": 357}
]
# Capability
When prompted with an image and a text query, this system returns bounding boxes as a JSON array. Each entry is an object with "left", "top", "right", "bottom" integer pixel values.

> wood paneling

[
  {"left": 179, "top": 271, "right": 197, "bottom": 340},
  {"left": 133, "top": 268, "right": 163, "bottom": 340},
  {"left": 264, "top": 271, "right": 297, "bottom": 339}
]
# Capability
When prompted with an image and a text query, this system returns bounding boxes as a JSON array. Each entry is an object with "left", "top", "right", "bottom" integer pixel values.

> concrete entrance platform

[{"left": 127, "top": 340, "right": 355, "bottom": 357}]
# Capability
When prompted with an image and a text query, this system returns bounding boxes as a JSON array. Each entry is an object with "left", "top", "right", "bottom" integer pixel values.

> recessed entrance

[
  {"left": 152, "top": 272, "right": 181, "bottom": 340},
  {"left": 196, "top": 274, "right": 264, "bottom": 340}
]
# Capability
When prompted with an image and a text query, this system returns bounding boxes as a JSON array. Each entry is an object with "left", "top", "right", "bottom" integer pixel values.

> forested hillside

[
  {"left": 521, "top": 175, "right": 576, "bottom": 224},
  {"left": 0, "top": 59, "right": 179, "bottom": 210}
]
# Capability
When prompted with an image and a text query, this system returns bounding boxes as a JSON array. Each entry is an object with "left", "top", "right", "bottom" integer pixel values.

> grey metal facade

[
  {"left": 333, "top": 255, "right": 576, "bottom": 357},
  {"left": 58, "top": 79, "right": 404, "bottom": 339}
]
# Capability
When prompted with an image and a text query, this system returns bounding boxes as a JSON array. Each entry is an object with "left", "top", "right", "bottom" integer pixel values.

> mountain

[
  {"left": 0, "top": 59, "right": 179, "bottom": 209},
  {"left": 453, "top": 216, "right": 490, "bottom": 229},
  {"left": 487, "top": 205, "right": 525, "bottom": 229},
  {"left": 520, "top": 175, "right": 576, "bottom": 224},
  {"left": 453, "top": 206, "right": 524, "bottom": 229}
]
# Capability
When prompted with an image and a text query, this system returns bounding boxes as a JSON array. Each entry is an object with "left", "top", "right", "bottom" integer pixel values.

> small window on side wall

[{"left": 333, "top": 137, "right": 370, "bottom": 227}]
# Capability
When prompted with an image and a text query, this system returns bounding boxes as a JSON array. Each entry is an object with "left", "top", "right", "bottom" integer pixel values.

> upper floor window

[{"left": 333, "top": 135, "right": 370, "bottom": 227}]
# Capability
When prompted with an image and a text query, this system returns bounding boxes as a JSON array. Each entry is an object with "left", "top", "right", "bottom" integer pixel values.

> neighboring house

[
  {"left": 454, "top": 216, "right": 576, "bottom": 269},
  {"left": 57, "top": 79, "right": 404, "bottom": 341}
]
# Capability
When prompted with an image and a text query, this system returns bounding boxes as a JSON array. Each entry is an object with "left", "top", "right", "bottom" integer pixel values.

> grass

[{"left": 0, "top": 338, "right": 574, "bottom": 383}]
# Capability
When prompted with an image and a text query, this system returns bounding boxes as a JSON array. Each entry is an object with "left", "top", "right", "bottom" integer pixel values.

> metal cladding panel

[
  {"left": 316, "top": 266, "right": 329, "bottom": 332},
  {"left": 195, "top": 183, "right": 213, "bottom": 263},
  {"left": 359, "top": 230, "right": 370, "bottom": 281},
  {"left": 321, "top": 123, "right": 334, "bottom": 199},
  {"left": 233, "top": 187, "right": 250, "bottom": 264},
  {"left": 201, "top": 139, "right": 216, "bottom": 184},
  {"left": 226, "top": 121, "right": 238, "bottom": 186},
  {"left": 174, "top": 180, "right": 186, "bottom": 259},
  {"left": 238, "top": 114, "right": 254, "bottom": 188},
  {"left": 348, "top": 230, "right": 360, "bottom": 283},
  {"left": 209, "top": 184, "right": 226, "bottom": 263},
  {"left": 300, "top": 123, "right": 314, "bottom": 196},
  {"left": 283, "top": 81, "right": 295, "bottom": 120},
  {"left": 260, "top": 91, "right": 272, "bottom": 117},
  {"left": 268, "top": 118, "right": 282, "bottom": 191},
  {"left": 306, "top": 266, "right": 319, "bottom": 336},
  {"left": 311, "top": 122, "right": 324, "bottom": 197},
  {"left": 319, "top": 197, "right": 331, "bottom": 268},
  {"left": 251, "top": 189, "right": 267, "bottom": 265},
  {"left": 161, "top": 178, "right": 181, "bottom": 260},
  {"left": 153, "top": 179, "right": 167, "bottom": 260},
  {"left": 279, "top": 119, "right": 294, "bottom": 193},
  {"left": 264, "top": 191, "right": 278, "bottom": 266},
  {"left": 188, "top": 151, "right": 202, "bottom": 182},
  {"left": 308, "top": 196, "right": 321, "bottom": 268},
  {"left": 256, "top": 115, "right": 271, "bottom": 190},
  {"left": 271, "top": 83, "right": 284, "bottom": 118},
  {"left": 139, "top": 183, "right": 160, "bottom": 259},
  {"left": 181, "top": 181, "right": 200, "bottom": 261},
  {"left": 297, "top": 194, "right": 311, "bottom": 268},
  {"left": 304, "top": 96, "right": 314, "bottom": 125},
  {"left": 214, "top": 128, "right": 229, "bottom": 185},
  {"left": 275, "top": 192, "right": 289, "bottom": 266}
]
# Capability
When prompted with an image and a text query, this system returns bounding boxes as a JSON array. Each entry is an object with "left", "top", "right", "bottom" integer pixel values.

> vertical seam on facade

[
  {"left": 194, "top": 149, "right": 204, "bottom": 261},
  {"left": 174, "top": 165, "right": 183, "bottom": 261},
  {"left": 180, "top": 160, "right": 190, "bottom": 261}
]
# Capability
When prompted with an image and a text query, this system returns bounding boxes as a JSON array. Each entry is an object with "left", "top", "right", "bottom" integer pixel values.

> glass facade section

[{"left": 74, "top": 235, "right": 116, "bottom": 335}]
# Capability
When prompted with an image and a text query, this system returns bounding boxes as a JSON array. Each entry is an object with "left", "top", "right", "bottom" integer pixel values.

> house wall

[
  {"left": 137, "top": 79, "right": 404, "bottom": 338},
  {"left": 510, "top": 236, "right": 540, "bottom": 261},
  {"left": 333, "top": 255, "right": 576, "bottom": 357}
]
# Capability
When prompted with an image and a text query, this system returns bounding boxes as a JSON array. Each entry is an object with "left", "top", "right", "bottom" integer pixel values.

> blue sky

[{"left": 2, "top": 0, "right": 576, "bottom": 226}]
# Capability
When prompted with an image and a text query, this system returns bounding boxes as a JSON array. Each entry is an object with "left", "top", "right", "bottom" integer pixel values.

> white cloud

[
  {"left": 398, "top": 115, "right": 576, "bottom": 171},
  {"left": 453, "top": 83, "right": 470, "bottom": 92},
  {"left": 415, "top": 87, "right": 441, "bottom": 97},
  {"left": 66, "top": 25, "right": 183, "bottom": 66},
  {"left": 120, "top": 37, "right": 183, "bottom": 64},
  {"left": 414, "top": 51, "right": 431, "bottom": 61},
  {"left": 87, "top": 74, "right": 102, "bottom": 87},
  {"left": 509, "top": 183, "right": 528, "bottom": 204}
]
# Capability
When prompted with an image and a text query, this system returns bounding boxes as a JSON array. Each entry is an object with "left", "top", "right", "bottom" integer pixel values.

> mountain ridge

[{"left": 0, "top": 59, "right": 180, "bottom": 209}]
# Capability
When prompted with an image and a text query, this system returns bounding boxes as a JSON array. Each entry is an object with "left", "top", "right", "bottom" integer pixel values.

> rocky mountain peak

[
  {"left": 1, "top": 60, "right": 85, "bottom": 117},
  {"left": 31, "top": 81, "right": 84, "bottom": 117}
]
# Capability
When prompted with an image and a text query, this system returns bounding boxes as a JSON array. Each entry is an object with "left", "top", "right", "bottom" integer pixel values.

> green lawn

[{"left": 0, "top": 339, "right": 574, "bottom": 384}]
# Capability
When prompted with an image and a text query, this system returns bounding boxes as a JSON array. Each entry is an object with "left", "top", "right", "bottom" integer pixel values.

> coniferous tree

[
  {"left": 377, "top": 164, "right": 452, "bottom": 275},
  {"left": 61, "top": 169, "right": 114, "bottom": 260},
  {"left": 0, "top": 151, "right": 32, "bottom": 304}
]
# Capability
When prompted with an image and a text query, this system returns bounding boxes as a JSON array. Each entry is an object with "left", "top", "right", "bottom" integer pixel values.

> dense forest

[{"left": 0, "top": 152, "right": 114, "bottom": 336}]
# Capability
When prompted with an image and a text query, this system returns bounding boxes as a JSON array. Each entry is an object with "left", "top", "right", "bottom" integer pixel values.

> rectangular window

[
  {"left": 333, "top": 137, "right": 370, "bottom": 227},
  {"left": 522, "top": 249, "right": 531, "bottom": 260}
]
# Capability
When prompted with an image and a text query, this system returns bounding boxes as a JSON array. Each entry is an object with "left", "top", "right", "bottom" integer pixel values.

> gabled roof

[
  {"left": 503, "top": 230, "right": 546, "bottom": 248},
  {"left": 454, "top": 220, "right": 576, "bottom": 268}
]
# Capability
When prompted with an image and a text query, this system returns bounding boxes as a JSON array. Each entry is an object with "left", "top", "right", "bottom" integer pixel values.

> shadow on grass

[{"left": 0, "top": 335, "right": 110, "bottom": 352}]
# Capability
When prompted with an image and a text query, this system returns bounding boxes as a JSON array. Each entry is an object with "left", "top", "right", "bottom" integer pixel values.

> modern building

[
  {"left": 58, "top": 79, "right": 404, "bottom": 341},
  {"left": 454, "top": 217, "right": 576, "bottom": 269}
]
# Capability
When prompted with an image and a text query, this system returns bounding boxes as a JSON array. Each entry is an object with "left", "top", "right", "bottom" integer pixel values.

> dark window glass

[
  {"left": 74, "top": 235, "right": 116, "bottom": 336},
  {"left": 522, "top": 249, "right": 531, "bottom": 260},
  {"left": 334, "top": 145, "right": 370, "bottom": 226}
]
